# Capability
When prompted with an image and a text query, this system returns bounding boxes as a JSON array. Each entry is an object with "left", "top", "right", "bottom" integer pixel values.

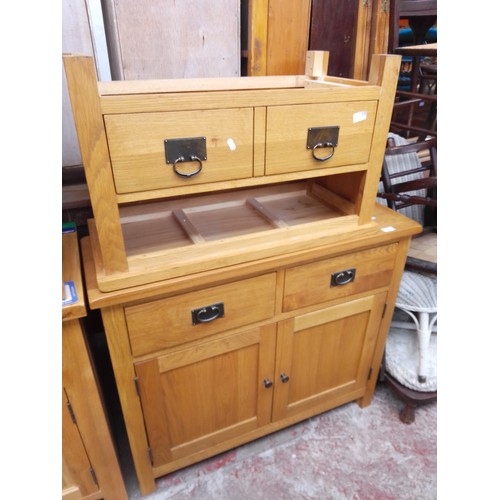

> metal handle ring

[
  {"left": 195, "top": 306, "right": 221, "bottom": 323},
  {"left": 173, "top": 155, "right": 203, "bottom": 178},
  {"left": 312, "top": 142, "right": 335, "bottom": 162},
  {"left": 334, "top": 271, "right": 354, "bottom": 285}
]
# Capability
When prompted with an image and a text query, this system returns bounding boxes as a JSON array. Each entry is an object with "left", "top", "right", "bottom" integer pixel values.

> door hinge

[
  {"left": 367, "top": 367, "right": 373, "bottom": 380},
  {"left": 148, "top": 447, "right": 154, "bottom": 465},
  {"left": 66, "top": 400, "right": 77, "bottom": 424},
  {"left": 134, "top": 376, "right": 140, "bottom": 397},
  {"left": 90, "top": 466, "right": 98, "bottom": 485}
]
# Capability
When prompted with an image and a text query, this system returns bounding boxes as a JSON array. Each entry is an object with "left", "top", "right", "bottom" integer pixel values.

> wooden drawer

[
  {"left": 265, "top": 101, "right": 377, "bottom": 175},
  {"left": 282, "top": 244, "right": 398, "bottom": 311},
  {"left": 125, "top": 273, "right": 277, "bottom": 356},
  {"left": 105, "top": 107, "right": 254, "bottom": 194}
]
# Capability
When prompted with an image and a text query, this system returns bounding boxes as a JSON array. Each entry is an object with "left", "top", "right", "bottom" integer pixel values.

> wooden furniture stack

[
  {"left": 64, "top": 50, "right": 421, "bottom": 495},
  {"left": 62, "top": 231, "right": 127, "bottom": 500}
]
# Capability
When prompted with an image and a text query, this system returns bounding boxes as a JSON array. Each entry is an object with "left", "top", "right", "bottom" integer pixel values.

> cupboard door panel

[
  {"left": 273, "top": 293, "right": 385, "bottom": 420},
  {"left": 62, "top": 389, "right": 98, "bottom": 498},
  {"left": 135, "top": 325, "right": 276, "bottom": 467}
]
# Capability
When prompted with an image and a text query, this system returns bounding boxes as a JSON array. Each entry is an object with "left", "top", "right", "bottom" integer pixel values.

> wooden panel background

[
  {"left": 62, "top": 0, "right": 95, "bottom": 167},
  {"left": 266, "top": 0, "right": 312, "bottom": 75},
  {"left": 309, "top": 0, "right": 358, "bottom": 78},
  {"left": 102, "top": 0, "right": 241, "bottom": 80}
]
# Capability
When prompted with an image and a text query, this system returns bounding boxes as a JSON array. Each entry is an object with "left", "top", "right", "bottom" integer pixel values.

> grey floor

[{"left": 114, "top": 382, "right": 437, "bottom": 500}]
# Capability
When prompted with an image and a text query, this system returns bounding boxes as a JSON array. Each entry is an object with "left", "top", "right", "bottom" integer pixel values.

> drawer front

[
  {"left": 125, "top": 273, "right": 276, "bottom": 356},
  {"left": 282, "top": 244, "right": 398, "bottom": 311},
  {"left": 265, "top": 101, "right": 377, "bottom": 175},
  {"left": 105, "top": 108, "right": 254, "bottom": 194}
]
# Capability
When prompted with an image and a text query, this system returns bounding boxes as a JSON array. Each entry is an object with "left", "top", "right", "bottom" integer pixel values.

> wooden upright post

[
  {"left": 64, "top": 55, "right": 128, "bottom": 274},
  {"left": 358, "top": 53, "right": 401, "bottom": 224}
]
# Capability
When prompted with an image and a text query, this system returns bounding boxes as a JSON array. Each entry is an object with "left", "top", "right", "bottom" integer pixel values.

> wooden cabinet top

[{"left": 82, "top": 203, "right": 421, "bottom": 310}]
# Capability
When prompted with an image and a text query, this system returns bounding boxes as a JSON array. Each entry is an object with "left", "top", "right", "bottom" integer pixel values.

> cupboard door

[
  {"left": 273, "top": 292, "right": 386, "bottom": 421},
  {"left": 62, "top": 389, "right": 98, "bottom": 499},
  {"left": 135, "top": 324, "right": 276, "bottom": 468}
]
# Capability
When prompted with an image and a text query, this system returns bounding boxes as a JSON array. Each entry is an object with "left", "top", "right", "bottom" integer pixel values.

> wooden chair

[
  {"left": 390, "top": 90, "right": 437, "bottom": 141},
  {"left": 377, "top": 132, "right": 437, "bottom": 423}
]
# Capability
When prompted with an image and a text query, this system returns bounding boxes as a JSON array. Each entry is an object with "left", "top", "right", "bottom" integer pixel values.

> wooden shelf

[{"left": 119, "top": 181, "right": 348, "bottom": 254}]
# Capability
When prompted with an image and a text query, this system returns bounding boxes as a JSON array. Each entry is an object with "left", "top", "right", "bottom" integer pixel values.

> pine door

[
  {"left": 272, "top": 292, "right": 386, "bottom": 421},
  {"left": 135, "top": 324, "right": 276, "bottom": 469}
]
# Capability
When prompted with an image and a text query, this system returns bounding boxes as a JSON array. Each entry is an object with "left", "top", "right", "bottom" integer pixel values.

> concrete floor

[{"left": 114, "top": 382, "right": 437, "bottom": 500}]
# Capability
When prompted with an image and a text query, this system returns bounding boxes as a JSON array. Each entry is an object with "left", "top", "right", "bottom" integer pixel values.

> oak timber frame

[{"left": 64, "top": 51, "right": 402, "bottom": 292}]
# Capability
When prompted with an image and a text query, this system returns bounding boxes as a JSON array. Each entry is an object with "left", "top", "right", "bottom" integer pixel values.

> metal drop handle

[
  {"left": 173, "top": 155, "right": 203, "bottom": 178},
  {"left": 330, "top": 268, "right": 356, "bottom": 287},
  {"left": 312, "top": 142, "right": 335, "bottom": 162},
  {"left": 191, "top": 302, "right": 225, "bottom": 325}
]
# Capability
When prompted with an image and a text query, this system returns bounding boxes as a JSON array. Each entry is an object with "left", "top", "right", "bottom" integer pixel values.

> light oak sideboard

[
  {"left": 66, "top": 50, "right": 421, "bottom": 495},
  {"left": 62, "top": 231, "right": 127, "bottom": 500}
]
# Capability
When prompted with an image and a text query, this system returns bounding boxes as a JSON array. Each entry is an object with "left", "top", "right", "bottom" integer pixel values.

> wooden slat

[
  {"left": 266, "top": 0, "right": 312, "bottom": 75},
  {"left": 353, "top": 0, "right": 373, "bottom": 80},
  {"left": 307, "top": 76, "right": 370, "bottom": 86},
  {"left": 98, "top": 75, "right": 305, "bottom": 95},
  {"left": 294, "top": 295, "right": 375, "bottom": 333},
  {"left": 246, "top": 198, "right": 288, "bottom": 228},
  {"left": 158, "top": 329, "right": 261, "bottom": 373},
  {"left": 369, "top": 0, "right": 390, "bottom": 57},
  {"left": 98, "top": 85, "right": 382, "bottom": 115},
  {"left": 115, "top": 162, "right": 370, "bottom": 205},
  {"left": 172, "top": 210, "right": 206, "bottom": 244},
  {"left": 247, "top": 0, "right": 269, "bottom": 76}
]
